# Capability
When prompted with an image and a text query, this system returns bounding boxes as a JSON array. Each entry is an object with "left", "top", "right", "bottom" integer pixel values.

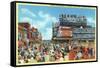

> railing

[
  {"left": 72, "top": 34, "right": 95, "bottom": 39},
  {"left": 73, "top": 28, "right": 95, "bottom": 33}
]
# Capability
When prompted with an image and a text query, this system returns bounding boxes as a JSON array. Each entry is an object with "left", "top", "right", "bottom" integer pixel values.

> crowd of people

[{"left": 18, "top": 41, "right": 95, "bottom": 64}]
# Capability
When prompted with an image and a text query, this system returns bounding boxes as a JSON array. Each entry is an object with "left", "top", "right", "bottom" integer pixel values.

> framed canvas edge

[
  {"left": 10, "top": 1, "right": 16, "bottom": 67},
  {"left": 10, "top": 1, "right": 98, "bottom": 67}
]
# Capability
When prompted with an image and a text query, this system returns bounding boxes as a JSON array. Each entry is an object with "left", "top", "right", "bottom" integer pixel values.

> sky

[{"left": 18, "top": 3, "right": 96, "bottom": 40}]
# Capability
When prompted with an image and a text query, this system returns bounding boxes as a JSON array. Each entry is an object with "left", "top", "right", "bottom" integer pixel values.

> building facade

[
  {"left": 18, "top": 22, "right": 42, "bottom": 46},
  {"left": 52, "top": 14, "right": 95, "bottom": 46}
]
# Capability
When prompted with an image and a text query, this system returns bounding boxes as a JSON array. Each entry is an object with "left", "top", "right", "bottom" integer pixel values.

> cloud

[
  {"left": 19, "top": 17, "right": 33, "bottom": 23},
  {"left": 21, "top": 8, "right": 36, "bottom": 18},
  {"left": 42, "top": 28, "right": 52, "bottom": 40},
  {"left": 87, "top": 17, "right": 96, "bottom": 27},
  {"left": 38, "top": 11, "right": 58, "bottom": 23},
  {"left": 35, "top": 11, "right": 58, "bottom": 40},
  {"left": 19, "top": 10, "right": 58, "bottom": 40}
]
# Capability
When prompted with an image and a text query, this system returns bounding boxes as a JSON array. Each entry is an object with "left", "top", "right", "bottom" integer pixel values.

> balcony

[
  {"left": 72, "top": 33, "right": 95, "bottom": 40},
  {"left": 73, "top": 28, "right": 95, "bottom": 34}
]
